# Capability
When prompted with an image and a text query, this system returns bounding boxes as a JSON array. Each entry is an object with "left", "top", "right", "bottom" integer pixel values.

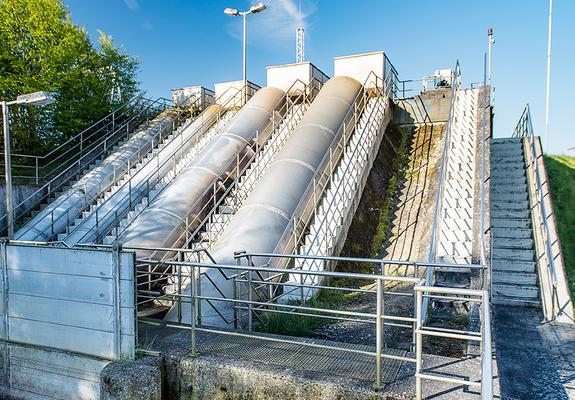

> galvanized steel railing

[
  {"left": 0, "top": 95, "right": 190, "bottom": 235},
  {"left": 66, "top": 86, "right": 246, "bottom": 244},
  {"left": 114, "top": 246, "right": 493, "bottom": 397},
  {"left": 512, "top": 104, "right": 573, "bottom": 323}
]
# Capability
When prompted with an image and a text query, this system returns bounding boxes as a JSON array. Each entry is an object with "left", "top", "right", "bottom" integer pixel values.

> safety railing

[
  {"left": 179, "top": 79, "right": 323, "bottom": 253},
  {"left": 424, "top": 61, "right": 461, "bottom": 318},
  {"left": 0, "top": 95, "right": 171, "bottom": 184},
  {"left": 268, "top": 72, "right": 390, "bottom": 263},
  {"left": 396, "top": 74, "right": 454, "bottom": 99},
  {"left": 70, "top": 85, "right": 248, "bottom": 244},
  {"left": 513, "top": 104, "right": 574, "bottom": 322},
  {"left": 294, "top": 90, "right": 389, "bottom": 274},
  {"left": 134, "top": 78, "right": 323, "bottom": 264},
  {"left": 113, "top": 247, "right": 493, "bottom": 398},
  {"left": 11, "top": 92, "right": 207, "bottom": 242},
  {"left": 0, "top": 95, "right": 196, "bottom": 235}
]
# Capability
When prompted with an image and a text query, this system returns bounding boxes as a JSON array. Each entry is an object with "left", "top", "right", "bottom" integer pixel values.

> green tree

[{"left": 0, "top": 0, "right": 141, "bottom": 155}]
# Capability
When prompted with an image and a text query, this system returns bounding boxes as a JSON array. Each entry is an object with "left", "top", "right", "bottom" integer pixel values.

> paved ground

[{"left": 493, "top": 305, "right": 575, "bottom": 399}]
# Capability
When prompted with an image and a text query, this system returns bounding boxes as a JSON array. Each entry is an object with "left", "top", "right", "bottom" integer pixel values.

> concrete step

[
  {"left": 492, "top": 137, "right": 522, "bottom": 144},
  {"left": 492, "top": 283, "right": 538, "bottom": 301},
  {"left": 491, "top": 209, "right": 530, "bottom": 219},
  {"left": 492, "top": 259, "right": 536, "bottom": 273},
  {"left": 492, "top": 227, "right": 532, "bottom": 239},
  {"left": 490, "top": 168, "right": 526, "bottom": 179},
  {"left": 492, "top": 162, "right": 525, "bottom": 171},
  {"left": 492, "top": 248, "right": 534, "bottom": 262},
  {"left": 491, "top": 154, "right": 524, "bottom": 164},
  {"left": 490, "top": 192, "right": 528, "bottom": 202},
  {"left": 491, "top": 218, "right": 531, "bottom": 229},
  {"left": 490, "top": 176, "right": 527, "bottom": 186},
  {"left": 491, "top": 200, "right": 529, "bottom": 211},
  {"left": 493, "top": 237, "right": 534, "bottom": 250},
  {"left": 492, "top": 270, "right": 538, "bottom": 286},
  {"left": 491, "top": 296, "right": 540, "bottom": 308}
]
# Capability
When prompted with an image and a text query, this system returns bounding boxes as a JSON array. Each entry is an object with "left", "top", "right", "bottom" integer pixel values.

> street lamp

[
  {"left": 487, "top": 28, "right": 495, "bottom": 86},
  {"left": 224, "top": 2, "right": 267, "bottom": 100},
  {"left": 1, "top": 91, "right": 55, "bottom": 238}
]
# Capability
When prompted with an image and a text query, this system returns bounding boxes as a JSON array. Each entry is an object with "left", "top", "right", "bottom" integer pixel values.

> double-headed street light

[
  {"left": 1, "top": 91, "right": 55, "bottom": 238},
  {"left": 224, "top": 2, "right": 267, "bottom": 99}
]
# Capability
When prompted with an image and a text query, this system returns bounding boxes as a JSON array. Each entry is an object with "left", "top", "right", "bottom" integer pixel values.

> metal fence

[
  {"left": 513, "top": 104, "right": 574, "bottom": 323},
  {"left": 123, "top": 248, "right": 492, "bottom": 398}
]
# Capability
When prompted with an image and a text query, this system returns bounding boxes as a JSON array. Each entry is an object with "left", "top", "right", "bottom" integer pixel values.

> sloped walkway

[{"left": 493, "top": 305, "right": 575, "bottom": 399}]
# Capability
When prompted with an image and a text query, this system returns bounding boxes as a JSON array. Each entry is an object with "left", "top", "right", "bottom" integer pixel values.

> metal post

[
  {"left": 190, "top": 264, "right": 197, "bottom": 357},
  {"left": 243, "top": 13, "right": 247, "bottom": 104},
  {"left": 544, "top": 0, "right": 553, "bottom": 151},
  {"left": 375, "top": 277, "right": 384, "bottom": 389},
  {"left": 415, "top": 289, "right": 424, "bottom": 399},
  {"left": 177, "top": 252, "right": 183, "bottom": 323},
  {"left": 487, "top": 28, "right": 494, "bottom": 86},
  {"left": 2, "top": 102, "right": 14, "bottom": 239},
  {"left": 247, "top": 269, "right": 253, "bottom": 331}
]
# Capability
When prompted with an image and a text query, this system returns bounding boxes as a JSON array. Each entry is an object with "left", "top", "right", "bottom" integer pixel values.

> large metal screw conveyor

[
  {"left": 60, "top": 86, "right": 247, "bottom": 246},
  {"left": 14, "top": 97, "right": 202, "bottom": 242},
  {"left": 164, "top": 75, "right": 370, "bottom": 326},
  {"left": 116, "top": 85, "right": 287, "bottom": 268}
]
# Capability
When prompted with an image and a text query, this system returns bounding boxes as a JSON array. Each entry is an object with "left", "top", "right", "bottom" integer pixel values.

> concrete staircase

[{"left": 490, "top": 137, "right": 539, "bottom": 305}]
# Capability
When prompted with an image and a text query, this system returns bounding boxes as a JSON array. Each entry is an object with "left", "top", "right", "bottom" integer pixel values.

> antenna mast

[{"left": 296, "top": 27, "right": 304, "bottom": 63}]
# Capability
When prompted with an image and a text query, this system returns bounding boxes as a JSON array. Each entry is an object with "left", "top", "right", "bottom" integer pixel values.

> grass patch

[
  {"left": 255, "top": 286, "right": 364, "bottom": 337},
  {"left": 544, "top": 155, "right": 575, "bottom": 301}
]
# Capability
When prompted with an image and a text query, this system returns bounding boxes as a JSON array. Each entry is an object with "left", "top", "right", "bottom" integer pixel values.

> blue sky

[{"left": 65, "top": 0, "right": 574, "bottom": 154}]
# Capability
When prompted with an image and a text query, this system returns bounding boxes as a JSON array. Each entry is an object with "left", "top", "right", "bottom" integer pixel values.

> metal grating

[{"left": 198, "top": 333, "right": 406, "bottom": 384}]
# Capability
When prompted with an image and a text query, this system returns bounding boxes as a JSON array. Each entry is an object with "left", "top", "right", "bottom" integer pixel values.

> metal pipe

[{"left": 120, "top": 87, "right": 285, "bottom": 257}]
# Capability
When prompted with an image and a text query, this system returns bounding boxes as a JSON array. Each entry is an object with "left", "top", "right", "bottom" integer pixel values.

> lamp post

[
  {"left": 487, "top": 28, "right": 495, "bottom": 86},
  {"left": 224, "top": 2, "right": 267, "bottom": 101},
  {"left": 544, "top": 0, "right": 553, "bottom": 151},
  {"left": 1, "top": 91, "right": 55, "bottom": 238}
]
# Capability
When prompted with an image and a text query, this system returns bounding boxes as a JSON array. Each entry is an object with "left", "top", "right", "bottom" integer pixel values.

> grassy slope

[{"left": 544, "top": 155, "right": 575, "bottom": 299}]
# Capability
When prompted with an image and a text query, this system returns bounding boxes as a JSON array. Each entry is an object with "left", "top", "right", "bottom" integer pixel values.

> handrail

[
  {"left": 62, "top": 86, "right": 246, "bottom": 244},
  {"left": 145, "top": 79, "right": 318, "bottom": 261},
  {"left": 513, "top": 104, "right": 574, "bottom": 322},
  {"left": 269, "top": 72, "right": 389, "bottom": 263},
  {"left": 180, "top": 79, "right": 322, "bottom": 253},
  {"left": 0, "top": 95, "right": 184, "bottom": 234},
  {"left": 423, "top": 61, "right": 461, "bottom": 321},
  {"left": 0, "top": 96, "right": 171, "bottom": 182}
]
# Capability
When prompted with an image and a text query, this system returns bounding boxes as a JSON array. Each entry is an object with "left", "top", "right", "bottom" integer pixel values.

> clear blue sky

[{"left": 65, "top": 0, "right": 574, "bottom": 155}]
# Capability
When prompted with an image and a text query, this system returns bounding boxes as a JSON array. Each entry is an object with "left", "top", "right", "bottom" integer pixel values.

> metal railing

[
  {"left": 0, "top": 95, "right": 195, "bottom": 235},
  {"left": 64, "top": 86, "right": 247, "bottom": 245},
  {"left": 135, "top": 78, "right": 323, "bottom": 264},
  {"left": 512, "top": 104, "right": 573, "bottom": 322},
  {"left": 113, "top": 246, "right": 493, "bottom": 397},
  {"left": 0, "top": 95, "right": 171, "bottom": 184},
  {"left": 268, "top": 72, "right": 392, "bottom": 263},
  {"left": 422, "top": 62, "right": 461, "bottom": 318}
]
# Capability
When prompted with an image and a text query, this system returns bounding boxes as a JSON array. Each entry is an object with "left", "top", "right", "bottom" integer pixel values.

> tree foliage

[{"left": 0, "top": 0, "right": 141, "bottom": 155}]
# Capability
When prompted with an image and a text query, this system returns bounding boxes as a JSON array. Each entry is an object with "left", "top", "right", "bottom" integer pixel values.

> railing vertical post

[
  {"left": 234, "top": 257, "right": 240, "bottom": 330},
  {"left": 375, "top": 276, "right": 384, "bottom": 390},
  {"left": 190, "top": 263, "right": 197, "bottom": 357},
  {"left": 35, "top": 158, "right": 39, "bottom": 184},
  {"left": 415, "top": 289, "right": 424, "bottom": 400},
  {"left": 196, "top": 251, "right": 202, "bottom": 326},
  {"left": 177, "top": 252, "right": 183, "bottom": 324},
  {"left": 247, "top": 270, "right": 253, "bottom": 331}
]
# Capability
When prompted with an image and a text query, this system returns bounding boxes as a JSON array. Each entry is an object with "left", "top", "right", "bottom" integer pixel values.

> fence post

[
  {"left": 190, "top": 264, "right": 197, "bottom": 357},
  {"left": 111, "top": 243, "right": 122, "bottom": 359},
  {"left": 177, "top": 252, "right": 183, "bottom": 324},
  {"left": 415, "top": 289, "right": 424, "bottom": 399},
  {"left": 375, "top": 277, "right": 384, "bottom": 389}
]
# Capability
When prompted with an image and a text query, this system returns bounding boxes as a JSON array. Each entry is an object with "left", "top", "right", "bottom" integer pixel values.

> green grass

[
  {"left": 544, "top": 155, "right": 575, "bottom": 300},
  {"left": 255, "top": 287, "right": 363, "bottom": 337}
]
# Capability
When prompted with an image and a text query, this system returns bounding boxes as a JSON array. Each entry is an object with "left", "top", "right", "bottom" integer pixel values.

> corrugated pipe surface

[
  {"left": 120, "top": 87, "right": 286, "bottom": 257},
  {"left": 15, "top": 111, "right": 176, "bottom": 242}
]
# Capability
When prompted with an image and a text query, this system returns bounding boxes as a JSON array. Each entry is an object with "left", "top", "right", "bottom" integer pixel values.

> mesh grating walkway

[{"left": 198, "top": 333, "right": 407, "bottom": 384}]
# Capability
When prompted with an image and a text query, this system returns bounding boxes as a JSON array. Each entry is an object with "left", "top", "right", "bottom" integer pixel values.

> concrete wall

[{"left": 394, "top": 87, "right": 452, "bottom": 125}]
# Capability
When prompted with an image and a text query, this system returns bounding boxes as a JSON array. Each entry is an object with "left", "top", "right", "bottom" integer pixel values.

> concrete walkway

[{"left": 493, "top": 305, "right": 575, "bottom": 399}]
